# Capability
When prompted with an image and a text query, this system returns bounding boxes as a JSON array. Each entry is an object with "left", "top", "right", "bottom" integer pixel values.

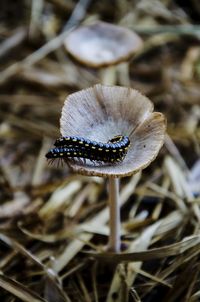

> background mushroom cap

[
  {"left": 64, "top": 21, "right": 143, "bottom": 68},
  {"left": 60, "top": 84, "right": 166, "bottom": 177}
]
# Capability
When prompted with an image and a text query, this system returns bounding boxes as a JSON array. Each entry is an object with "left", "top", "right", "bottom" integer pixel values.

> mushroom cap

[
  {"left": 64, "top": 21, "right": 143, "bottom": 68},
  {"left": 60, "top": 84, "right": 166, "bottom": 178}
]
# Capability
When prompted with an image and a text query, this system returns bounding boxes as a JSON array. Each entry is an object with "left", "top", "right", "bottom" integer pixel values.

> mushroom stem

[
  {"left": 108, "top": 177, "right": 121, "bottom": 252},
  {"left": 100, "top": 66, "right": 117, "bottom": 85},
  {"left": 117, "top": 62, "right": 131, "bottom": 86}
]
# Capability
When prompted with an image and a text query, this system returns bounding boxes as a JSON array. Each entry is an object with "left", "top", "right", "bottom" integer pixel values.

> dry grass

[{"left": 0, "top": 0, "right": 199, "bottom": 301}]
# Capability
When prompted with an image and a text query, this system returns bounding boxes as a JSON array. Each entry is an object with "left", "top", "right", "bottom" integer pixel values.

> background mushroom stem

[
  {"left": 100, "top": 66, "right": 117, "bottom": 85},
  {"left": 117, "top": 62, "right": 131, "bottom": 86},
  {"left": 108, "top": 177, "right": 121, "bottom": 252}
]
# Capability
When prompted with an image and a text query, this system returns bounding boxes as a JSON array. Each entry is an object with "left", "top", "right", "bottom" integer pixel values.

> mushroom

[
  {"left": 58, "top": 84, "right": 166, "bottom": 252},
  {"left": 64, "top": 21, "right": 143, "bottom": 85}
]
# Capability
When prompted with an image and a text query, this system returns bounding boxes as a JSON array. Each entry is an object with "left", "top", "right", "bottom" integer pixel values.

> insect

[
  {"left": 54, "top": 135, "right": 129, "bottom": 150},
  {"left": 46, "top": 135, "right": 130, "bottom": 164}
]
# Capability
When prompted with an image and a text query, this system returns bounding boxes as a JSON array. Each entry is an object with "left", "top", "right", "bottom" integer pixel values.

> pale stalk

[
  {"left": 108, "top": 177, "right": 121, "bottom": 252},
  {"left": 100, "top": 66, "right": 117, "bottom": 85}
]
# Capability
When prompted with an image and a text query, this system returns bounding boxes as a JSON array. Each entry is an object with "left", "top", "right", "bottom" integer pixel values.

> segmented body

[
  {"left": 54, "top": 135, "right": 129, "bottom": 151},
  {"left": 46, "top": 135, "right": 130, "bottom": 163}
]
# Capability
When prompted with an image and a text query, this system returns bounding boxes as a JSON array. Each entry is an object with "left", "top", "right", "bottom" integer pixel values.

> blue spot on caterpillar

[{"left": 46, "top": 135, "right": 130, "bottom": 164}]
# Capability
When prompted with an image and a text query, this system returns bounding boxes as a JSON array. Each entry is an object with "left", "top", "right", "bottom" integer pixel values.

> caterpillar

[
  {"left": 46, "top": 146, "right": 126, "bottom": 163},
  {"left": 54, "top": 135, "right": 130, "bottom": 152},
  {"left": 46, "top": 135, "right": 130, "bottom": 164}
]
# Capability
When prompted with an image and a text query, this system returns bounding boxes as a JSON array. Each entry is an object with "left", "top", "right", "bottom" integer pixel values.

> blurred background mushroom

[{"left": 64, "top": 21, "right": 143, "bottom": 85}]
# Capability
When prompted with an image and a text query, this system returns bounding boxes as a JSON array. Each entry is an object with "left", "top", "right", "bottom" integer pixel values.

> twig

[
  {"left": 0, "top": 27, "right": 27, "bottom": 59},
  {"left": 130, "top": 24, "right": 200, "bottom": 37}
]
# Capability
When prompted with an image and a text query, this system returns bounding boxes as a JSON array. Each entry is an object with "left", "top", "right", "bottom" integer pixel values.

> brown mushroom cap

[
  {"left": 60, "top": 84, "right": 166, "bottom": 178},
  {"left": 64, "top": 21, "right": 143, "bottom": 68}
]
